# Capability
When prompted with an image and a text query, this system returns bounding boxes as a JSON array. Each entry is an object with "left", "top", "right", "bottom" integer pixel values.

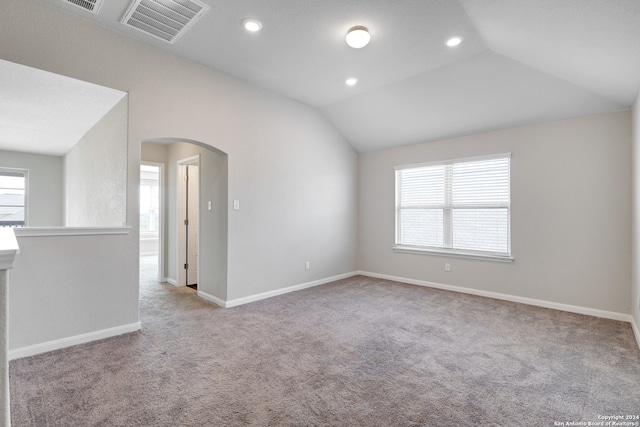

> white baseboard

[
  {"left": 632, "top": 317, "right": 640, "bottom": 351},
  {"left": 200, "top": 272, "right": 358, "bottom": 308},
  {"left": 9, "top": 322, "right": 141, "bottom": 361},
  {"left": 166, "top": 278, "right": 178, "bottom": 286},
  {"left": 357, "top": 271, "right": 634, "bottom": 324},
  {"left": 10, "top": 275, "right": 637, "bottom": 361},
  {"left": 197, "top": 290, "right": 226, "bottom": 307}
]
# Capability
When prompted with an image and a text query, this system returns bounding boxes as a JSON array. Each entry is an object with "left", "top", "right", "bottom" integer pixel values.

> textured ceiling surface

[
  {"left": 32, "top": 0, "right": 640, "bottom": 151},
  {"left": 0, "top": 59, "right": 126, "bottom": 155}
]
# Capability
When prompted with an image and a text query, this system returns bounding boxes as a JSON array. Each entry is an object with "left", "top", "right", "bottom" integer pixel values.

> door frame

[
  {"left": 140, "top": 161, "right": 165, "bottom": 283},
  {"left": 177, "top": 155, "right": 200, "bottom": 288}
]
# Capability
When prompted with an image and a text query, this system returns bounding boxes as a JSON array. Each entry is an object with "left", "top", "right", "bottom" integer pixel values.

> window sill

[{"left": 393, "top": 245, "right": 514, "bottom": 263}]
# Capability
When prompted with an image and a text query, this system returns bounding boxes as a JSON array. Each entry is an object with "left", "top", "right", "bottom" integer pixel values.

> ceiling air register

[
  {"left": 63, "top": 0, "right": 103, "bottom": 14},
  {"left": 121, "top": 0, "right": 210, "bottom": 44}
]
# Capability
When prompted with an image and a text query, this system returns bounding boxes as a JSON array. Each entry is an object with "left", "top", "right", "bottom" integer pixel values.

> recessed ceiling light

[
  {"left": 346, "top": 77, "right": 358, "bottom": 86},
  {"left": 446, "top": 36, "right": 463, "bottom": 47},
  {"left": 242, "top": 18, "right": 262, "bottom": 32},
  {"left": 346, "top": 26, "right": 370, "bottom": 49}
]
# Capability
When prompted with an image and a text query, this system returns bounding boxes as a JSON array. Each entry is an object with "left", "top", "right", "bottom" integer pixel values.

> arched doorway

[{"left": 140, "top": 138, "right": 229, "bottom": 304}]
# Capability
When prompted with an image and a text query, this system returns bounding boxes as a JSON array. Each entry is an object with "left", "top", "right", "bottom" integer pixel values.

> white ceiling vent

[
  {"left": 121, "top": 0, "right": 210, "bottom": 44},
  {"left": 63, "top": 0, "right": 103, "bottom": 14}
]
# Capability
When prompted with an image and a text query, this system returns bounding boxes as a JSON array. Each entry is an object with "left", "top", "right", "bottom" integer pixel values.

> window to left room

[{"left": 0, "top": 168, "right": 28, "bottom": 227}]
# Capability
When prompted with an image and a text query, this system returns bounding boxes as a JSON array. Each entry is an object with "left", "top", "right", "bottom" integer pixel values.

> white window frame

[
  {"left": 394, "top": 154, "right": 513, "bottom": 262},
  {"left": 140, "top": 163, "right": 162, "bottom": 235},
  {"left": 0, "top": 167, "right": 29, "bottom": 228}
]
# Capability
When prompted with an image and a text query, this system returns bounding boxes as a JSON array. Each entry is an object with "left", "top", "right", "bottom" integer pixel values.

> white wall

[
  {"left": 0, "top": 150, "right": 63, "bottom": 226},
  {"left": 64, "top": 96, "right": 127, "bottom": 227},
  {"left": 1, "top": 0, "right": 357, "bottom": 353},
  {"left": 359, "top": 111, "right": 632, "bottom": 314},
  {"left": 632, "top": 96, "right": 640, "bottom": 329}
]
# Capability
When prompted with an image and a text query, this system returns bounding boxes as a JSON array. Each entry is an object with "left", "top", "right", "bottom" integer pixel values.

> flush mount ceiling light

[
  {"left": 345, "top": 77, "right": 358, "bottom": 86},
  {"left": 346, "top": 26, "right": 370, "bottom": 49},
  {"left": 242, "top": 18, "right": 262, "bottom": 32},
  {"left": 446, "top": 36, "right": 463, "bottom": 47}
]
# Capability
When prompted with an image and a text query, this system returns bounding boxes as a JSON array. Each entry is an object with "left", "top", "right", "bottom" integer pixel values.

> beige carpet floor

[{"left": 9, "top": 256, "right": 640, "bottom": 426}]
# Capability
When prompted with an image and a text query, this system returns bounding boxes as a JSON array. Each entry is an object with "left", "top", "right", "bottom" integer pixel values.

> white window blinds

[
  {"left": 395, "top": 154, "right": 510, "bottom": 258},
  {"left": 0, "top": 169, "right": 27, "bottom": 228}
]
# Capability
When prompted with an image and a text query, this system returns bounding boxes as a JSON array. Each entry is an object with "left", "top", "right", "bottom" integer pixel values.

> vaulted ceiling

[{"left": 36, "top": 0, "right": 640, "bottom": 152}]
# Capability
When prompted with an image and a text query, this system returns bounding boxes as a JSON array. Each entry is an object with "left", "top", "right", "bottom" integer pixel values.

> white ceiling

[
  {"left": 36, "top": 0, "right": 640, "bottom": 152},
  {"left": 0, "top": 59, "right": 126, "bottom": 156}
]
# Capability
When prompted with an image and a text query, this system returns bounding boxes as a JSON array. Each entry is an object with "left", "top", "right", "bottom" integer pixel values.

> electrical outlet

[
  {"left": 445, "top": 263, "right": 451, "bottom": 272},
  {"left": 305, "top": 261, "right": 310, "bottom": 270}
]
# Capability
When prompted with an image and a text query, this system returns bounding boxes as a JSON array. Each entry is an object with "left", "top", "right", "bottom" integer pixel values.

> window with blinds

[
  {"left": 395, "top": 154, "right": 511, "bottom": 260},
  {"left": 0, "top": 168, "right": 28, "bottom": 228}
]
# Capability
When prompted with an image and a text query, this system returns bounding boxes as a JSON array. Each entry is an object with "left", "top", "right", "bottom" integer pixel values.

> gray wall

[
  {"left": 0, "top": 150, "right": 63, "bottom": 226},
  {"left": 64, "top": 96, "right": 127, "bottom": 227},
  {"left": 632, "top": 97, "right": 640, "bottom": 328},
  {"left": 358, "top": 111, "right": 632, "bottom": 314}
]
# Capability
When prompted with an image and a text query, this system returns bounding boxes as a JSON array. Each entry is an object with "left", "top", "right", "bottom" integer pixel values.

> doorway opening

[
  {"left": 178, "top": 155, "right": 200, "bottom": 290},
  {"left": 140, "top": 138, "right": 229, "bottom": 305},
  {"left": 140, "top": 162, "right": 164, "bottom": 283}
]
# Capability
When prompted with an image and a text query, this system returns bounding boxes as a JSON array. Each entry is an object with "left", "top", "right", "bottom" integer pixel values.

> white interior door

[
  {"left": 186, "top": 164, "right": 199, "bottom": 286},
  {"left": 177, "top": 155, "right": 199, "bottom": 288}
]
